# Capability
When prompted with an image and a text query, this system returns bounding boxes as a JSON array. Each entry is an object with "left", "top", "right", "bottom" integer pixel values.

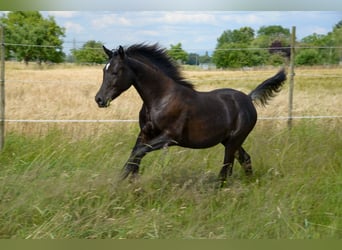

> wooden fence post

[
  {"left": 0, "top": 25, "right": 5, "bottom": 151},
  {"left": 288, "top": 26, "right": 296, "bottom": 129}
]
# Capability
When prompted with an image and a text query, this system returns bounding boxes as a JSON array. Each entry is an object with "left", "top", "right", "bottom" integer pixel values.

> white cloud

[
  {"left": 220, "top": 12, "right": 270, "bottom": 26},
  {"left": 312, "top": 27, "right": 329, "bottom": 35},
  {"left": 64, "top": 22, "right": 84, "bottom": 34},
  {"left": 91, "top": 14, "right": 132, "bottom": 29},
  {"left": 302, "top": 26, "right": 329, "bottom": 37},
  {"left": 89, "top": 11, "right": 217, "bottom": 30},
  {"left": 47, "top": 11, "right": 79, "bottom": 18},
  {"left": 158, "top": 12, "right": 217, "bottom": 25},
  {"left": 138, "top": 30, "right": 160, "bottom": 36}
]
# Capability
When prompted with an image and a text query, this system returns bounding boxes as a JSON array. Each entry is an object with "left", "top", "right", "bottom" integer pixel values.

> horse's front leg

[
  {"left": 120, "top": 130, "right": 177, "bottom": 181},
  {"left": 120, "top": 133, "right": 144, "bottom": 180}
]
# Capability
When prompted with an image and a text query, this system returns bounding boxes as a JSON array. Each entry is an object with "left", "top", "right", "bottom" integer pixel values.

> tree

[
  {"left": 1, "top": 11, "right": 65, "bottom": 64},
  {"left": 167, "top": 43, "right": 188, "bottom": 63},
  {"left": 335, "top": 20, "right": 342, "bottom": 29},
  {"left": 269, "top": 40, "right": 291, "bottom": 58},
  {"left": 217, "top": 27, "right": 254, "bottom": 47},
  {"left": 254, "top": 25, "right": 291, "bottom": 65},
  {"left": 298, "top": 27, "right": 340, "bottom": 65},
  {"left": 332, "top": 20, "right": 342, "bottom": 62},
  {"left": 199, "top": 51, "right": 211, "bottom": 64},
  {"left": 72, "top": 40, "right": 107, "bottom": 64},
  {"left": 212, "top": 27, "right": 267, "bottom": 68},
  {"left": 295, "top": 49, "right": 322, "bottom": 65},
  {"left": 187, "top": 53, "right": 199, "bottom": 65},
  {"left": 256, "top": 25, "right": 290, "bottom": 48}
]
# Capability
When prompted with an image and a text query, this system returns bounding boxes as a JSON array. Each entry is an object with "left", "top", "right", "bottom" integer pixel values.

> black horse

[{"left": 95, "top": 44, "right": 286, "bottom": 185}]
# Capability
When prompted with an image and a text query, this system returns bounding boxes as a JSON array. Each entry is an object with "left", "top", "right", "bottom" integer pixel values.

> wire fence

[
  {"left": 4, "top": 115, "right": 342, "bottom": 124},
  {"left": 4, "top": 42, "right": 342, "bottom": 51},
  {"left": 1, "top": 39, "right": 342, "bottom": 141}
]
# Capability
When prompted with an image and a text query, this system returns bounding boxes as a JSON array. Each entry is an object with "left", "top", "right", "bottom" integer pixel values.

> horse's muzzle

[{"left": 95, "top": 95, "right": 110, "bottom": 108}]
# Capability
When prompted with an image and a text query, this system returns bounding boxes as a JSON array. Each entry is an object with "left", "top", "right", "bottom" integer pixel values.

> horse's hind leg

[
  {"left": 219, "top": 144, "right": 237, "bottom": 186},
  {"left": 235, "top": 147, "right": 253, "bottom": 175}
]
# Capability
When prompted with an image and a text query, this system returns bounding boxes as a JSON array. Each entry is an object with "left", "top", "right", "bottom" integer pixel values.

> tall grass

[
  {"left": 0, "top": 120, "right": 341, "bottom": 239},
  {"left": 2, "top": 64, "right": 341, "bottom": 238}
]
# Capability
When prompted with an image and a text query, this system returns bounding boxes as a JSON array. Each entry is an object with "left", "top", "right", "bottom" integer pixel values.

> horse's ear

[
  {"left": 118, "top": 45, "right": 125, "bottom": 60},
  {"left": 103, "top": 45, "right": 113, "bottom": 58}
]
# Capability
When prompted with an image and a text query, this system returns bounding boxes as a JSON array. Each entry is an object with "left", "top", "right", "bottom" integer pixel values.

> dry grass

[{"left": 5, "top": 62, "right": 342, "bottom": 133}]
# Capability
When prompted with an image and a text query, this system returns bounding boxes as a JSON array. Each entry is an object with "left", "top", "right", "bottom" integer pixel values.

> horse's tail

[{"left": 248, "top": 68, "right": 287, "bottom": 107}]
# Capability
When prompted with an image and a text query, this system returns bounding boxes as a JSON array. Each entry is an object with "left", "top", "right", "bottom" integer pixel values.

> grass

[
  {"left": 5, "top": 62, "right": 342, "bottom": 125},
  {"left": 1, "top": 63, "right": 341, "bottom": 238},
  {"left": 0, "top": 121, "right": 341, "bottom": 239}
]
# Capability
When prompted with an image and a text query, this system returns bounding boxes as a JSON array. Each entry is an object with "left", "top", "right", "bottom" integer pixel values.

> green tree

[
  {"left": 217, "top": 27, "right": 254, "bottom": 46},
  {"left": 254, "top": 25, "right": 291, "bottom": 65},
  {"left": 72, "top": 40, "right": 106, "bottom": 64},
  {"left": 199, "top": 51, "right": 211, "bottom": 64},
  {"left": 331, "top": 20, "right": 342, "bottom": 62},
  {"left": 187, "top": 53, "right": 199, "bottom": 65},
  {"left": 213, "top": 43, "right": 248, "bottom": 68},
  {"left": 298, "top": 25, "right": 340, "bottom": 65},
  {"left": 212, "top": 27, "right": 268, "bottom": 68},
  {"left": 255, "top": 25, "right": 290, "bottom": 48},
  {"left": 167, "top": 43, "right": 188, "bottom": 63},
  {"left": 298, "top": 33, "right": 329, "bottom": 65},
  {"left": 301, "top": 33, "right": 328, "bottom": 46},
  {"left": 295, "top": 49, "right": 322, "bottom": 65},
  {"left": 1, "top": 11, "right": 65, "bottom": 64}
]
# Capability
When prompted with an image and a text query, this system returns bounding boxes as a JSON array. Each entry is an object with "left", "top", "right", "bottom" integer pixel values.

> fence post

[
  {"left": 288, "top": 26, "right": 296, "bottom": 129},
  {"left": 0, "top": 25, "right": 5, "bottom": 151}
]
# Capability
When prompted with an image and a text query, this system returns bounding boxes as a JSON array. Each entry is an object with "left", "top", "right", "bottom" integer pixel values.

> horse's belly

[
  {"left": 178, "top": 135, "right": 225, "bottom": 149},
  {"left": 179, "top": 138, "right": 223, "bottom": 149},
  {"left": 178, "top": 122, "right": 228, "bottom": 149}
]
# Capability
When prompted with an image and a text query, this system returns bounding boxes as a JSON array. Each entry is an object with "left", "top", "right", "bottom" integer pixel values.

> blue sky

[{"left": 41, "top": 11, "right": 341, "bottom": 55}]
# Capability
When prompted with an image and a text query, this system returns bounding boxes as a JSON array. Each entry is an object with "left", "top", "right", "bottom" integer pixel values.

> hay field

[
  {"left": 1, "top": 62, "right": 341, "bottom": 239},
  {"left": 5, "top": 62, "right": 342, "bottom": 128}
]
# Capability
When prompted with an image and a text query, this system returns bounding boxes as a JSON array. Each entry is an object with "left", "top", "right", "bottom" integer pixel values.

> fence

[
  {"left": 1, "top": 26, "right": 342, "bottom": 150},
  {"left": 0, "top": 26, "right": 4, "bottom": 150}
]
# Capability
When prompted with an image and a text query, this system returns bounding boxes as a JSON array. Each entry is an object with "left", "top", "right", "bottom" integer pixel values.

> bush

[{"left": 295, "top": 49, "right": 321, "bottom": 65}]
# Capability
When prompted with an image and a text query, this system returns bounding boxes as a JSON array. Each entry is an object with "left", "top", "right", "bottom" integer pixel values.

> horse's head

[{"left": 95, "top": 45, "right": 134, "bottom": 108}]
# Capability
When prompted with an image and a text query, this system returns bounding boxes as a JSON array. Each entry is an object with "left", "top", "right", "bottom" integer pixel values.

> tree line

[
  {"left": 1, "top": 11, "right": 341, "bottom": 68},
  {"left": 212, "top": 23, "right": 342, "bottom": 68}
]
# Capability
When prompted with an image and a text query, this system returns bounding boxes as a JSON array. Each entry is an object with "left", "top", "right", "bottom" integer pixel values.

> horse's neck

[{"left": 129, "top": 58, "right": 174, "bottom": 107}]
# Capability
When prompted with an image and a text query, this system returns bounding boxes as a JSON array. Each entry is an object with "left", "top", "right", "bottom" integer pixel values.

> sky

[{"left": 37, "top": 11, "right": 342, "bottom": 55}]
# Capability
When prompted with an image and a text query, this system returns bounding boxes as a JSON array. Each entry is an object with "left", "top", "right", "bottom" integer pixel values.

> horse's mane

[{"left": 124, "top": 43, "right": 194, "bottom": 89}]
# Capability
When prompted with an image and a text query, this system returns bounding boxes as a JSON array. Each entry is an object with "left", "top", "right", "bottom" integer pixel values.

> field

[{"left": 0, "top": 62, "right": 341, "bottom": 238}]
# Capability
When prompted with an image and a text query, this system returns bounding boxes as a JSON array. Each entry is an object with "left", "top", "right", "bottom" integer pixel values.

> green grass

[{"left": 0, "top": 121, "right": 341, "bottom": 239}]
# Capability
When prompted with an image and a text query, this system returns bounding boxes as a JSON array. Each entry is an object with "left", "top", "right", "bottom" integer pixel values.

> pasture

[{"left": 0, "top": 63, "right": 341, "bottom": 238}]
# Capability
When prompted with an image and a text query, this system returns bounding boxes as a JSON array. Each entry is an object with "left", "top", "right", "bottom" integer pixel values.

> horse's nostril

[
  {"left": 95, "top": 96, "right": 107, "bottom": 107},
  {"left": 95, "top": 96, "right": 103, "bottom": 104}
]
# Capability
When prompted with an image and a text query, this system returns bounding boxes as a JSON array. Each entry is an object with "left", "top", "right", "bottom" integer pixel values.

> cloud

[
  {"left": 64, "top": 21, "right": 84, "bottom": 34},
  {"left": 220, "top": 12, "right": 270, "bottom": 26},
  {"left": 89, "top": 12, "right": 218, "bottom": 30},
  {"left": 47, "top": 11, "right": 79, "bottom": 18},
  {"left": 301, "top": 26, "right": 330, "bottom": 37},
  {"left": 137, "top": 30, "right": 160, "bottom": 36},
  {"left": 91, "top": 14, "right": 132, "bottom": 29},
  {"left": 311, "top": 27, "right": 330, "bottom": 35},
  {"left": 158, "top": 12, "right": 218, "bottom": 25}
]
